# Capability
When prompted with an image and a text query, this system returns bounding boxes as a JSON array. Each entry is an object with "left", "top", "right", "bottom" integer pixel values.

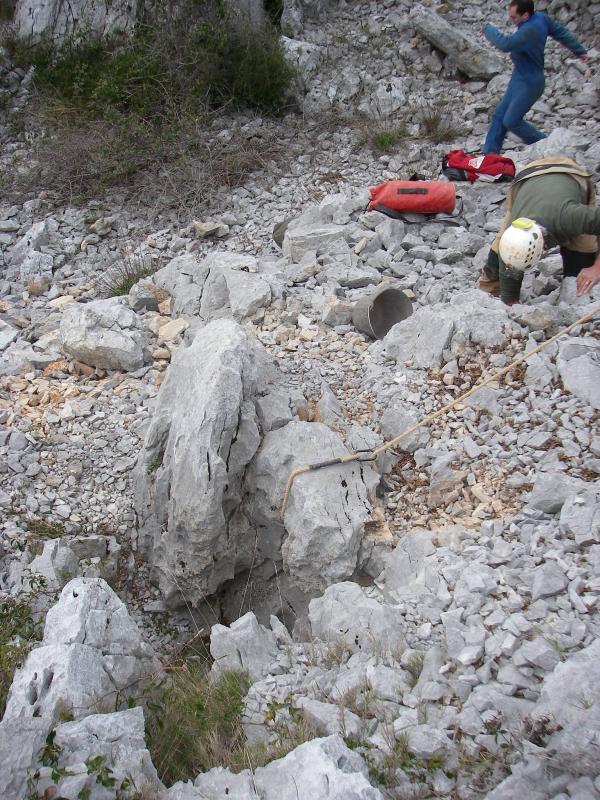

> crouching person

[{"left": 479, "top": 155, "right": 600, "bottom": 305}]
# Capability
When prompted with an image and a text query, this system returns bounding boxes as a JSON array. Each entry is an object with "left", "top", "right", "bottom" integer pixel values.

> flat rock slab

[
  {"left": 309, "top": 581, "right": 405, "bottom": 656},
  {"left": 384, "top": 291, "right": 508, "bottom": 368},
  {"left": 411, "top": 5, "right": 504, "bottom": 79},
  {"left": 210, "top": 612, "right": 279, "bottom": 682}
]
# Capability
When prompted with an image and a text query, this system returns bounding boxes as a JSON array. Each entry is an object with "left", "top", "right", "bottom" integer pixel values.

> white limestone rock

[
  {"left": 411, "top": 5, "right": 504, "bottom": 78},
  {"left": 245, "top": 421, "right": 378, "bottom": 594},
  {"left": 8, "top": 220, "right": 49, "bottom": 265},
  {"left": 559, "top": 492, "right": 600, "bottom": 545},
  {"left": 134, "top": 320, "right": 263, "bottom": 606},
  {"left": 557, "top": 337, "right": 600, "bottom": 410},
  {"left": 309, "top": 582, "right": 405, "bottom": 656},
  {"left": 210, "top": 612, "right": 279, "bottom": 682},
  {"left": 189, "top": 735, "right": 383, "bottom": 800},
  {"left": 296, "top": 697, "right": 363, "bottom": 739},
  {"left": 528, "top": 471, "right": 589, "bottom": 514},
  {"left": 60, "top": 297, "right": 149, "bottom": 371},
  {"left": 32, "top": 708, "right": 166, "bottom": 800},
  {"left": 0, "top": 578, "right": 158, "bottom": 799},
  {"left": 384, "top": 291, "right": 508, "bottom": 368},
  {"left": 13, "top": 0, "right": 142, "bottom": 43}
]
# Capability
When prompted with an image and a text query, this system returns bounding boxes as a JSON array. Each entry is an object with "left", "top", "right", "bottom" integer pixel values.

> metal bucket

[{"left": 352, "top": 285, "right": 413, "bottom": 339}]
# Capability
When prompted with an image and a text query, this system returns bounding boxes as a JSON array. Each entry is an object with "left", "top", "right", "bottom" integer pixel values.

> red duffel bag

[{"left": 368, "top": 180, "right": 456, "bottom": 215}]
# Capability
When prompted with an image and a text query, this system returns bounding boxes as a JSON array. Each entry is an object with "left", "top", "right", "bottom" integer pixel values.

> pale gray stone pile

[{"left": 0, "top": 0, "right": 599, "bottom": 796}]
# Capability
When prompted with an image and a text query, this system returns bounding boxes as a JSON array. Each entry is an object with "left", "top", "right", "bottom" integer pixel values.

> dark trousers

[{"left": 485, "top": 247, "right": 597, "bottom": 304}]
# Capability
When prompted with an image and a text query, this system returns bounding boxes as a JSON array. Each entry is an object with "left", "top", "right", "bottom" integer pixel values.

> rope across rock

[{"left": 280, "top": 303, "right": 600, "bottom": 519}]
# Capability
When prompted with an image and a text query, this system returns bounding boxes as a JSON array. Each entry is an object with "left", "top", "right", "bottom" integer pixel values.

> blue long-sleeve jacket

[{"left": 484, "top": 12, "right": 586, "bottom": 80}]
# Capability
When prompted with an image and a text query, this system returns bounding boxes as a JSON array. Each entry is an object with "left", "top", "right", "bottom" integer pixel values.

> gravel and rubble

[{"left": 1, "top": 0, "right": 600, "bottom": 797}]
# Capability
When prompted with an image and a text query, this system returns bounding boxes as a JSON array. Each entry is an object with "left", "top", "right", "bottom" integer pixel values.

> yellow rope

[{"left": 279, "top": 303, "right": 600, "bottom": 519}]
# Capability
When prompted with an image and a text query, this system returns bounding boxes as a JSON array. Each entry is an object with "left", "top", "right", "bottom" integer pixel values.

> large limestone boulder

[
  {"left": 210, "top": 612, "right": 279, "bottom": 682},
  {"left": 153, "top": 252, "right": 275, "bottom": 322},
  {"left": 0, "top": 578, "right": 159, "bottom": 799},
  {"left": 183, "top": 735, "right": 383, "bottom": 800},
  {"left": 411, "top": 5, "right": 504, "bottom": 79},
  {"left": 308, "top": 581, "right": 406, "bottom": 656},
  {"left": 281, "top": 0, "right": 339, "bottom": 37},
  {"left": 8, "top": 220, "right": 49, "bottom": 265},
  {"left": 384, "top": 291, "right": 509, "bottom": 368},
  {"left": 244, "top": 420, "right": 379, "bottom": 594},
  {"left": 134, "top": 319, "right": 264, "bottom": 606},
  {"left": 59, "top": 297, "right": 149, "bottom": 371},
  {"left": 510, "top": 127, "right": 588, "bottom": 168},
  {"left": 31, "top": 708, "right": 166, "bottom": 800}
]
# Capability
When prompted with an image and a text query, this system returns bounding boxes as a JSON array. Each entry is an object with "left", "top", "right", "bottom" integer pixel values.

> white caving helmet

[{"left": 499, "top": 217, "right": 544, "bottom": 271}]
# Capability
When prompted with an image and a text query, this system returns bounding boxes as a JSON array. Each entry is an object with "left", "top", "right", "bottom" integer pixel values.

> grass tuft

[
  {"left": 418, "top": 107, "right": 463, "bottom": 143},
  {"left": 24, "top": 517, "right": 67, "bottom": 539},
  {"left": 146, "top": 663, "right": 251, "bottom": 785},
  {"left": 405, "top": 651, "right": 425, "bottom": 689},
  {"left": 97, "top": 251, "right": 156, "bottom": 298}
]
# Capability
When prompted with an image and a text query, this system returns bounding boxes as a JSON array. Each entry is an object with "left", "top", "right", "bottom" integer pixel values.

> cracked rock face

[
  {"left": 0, "top": 578, "right": 158, "bottom": 799},
  {"left": 134, "top": 318, "right": 264, "bottom": 607},
  {"left": 13, "top": 0, "right": 143, "bottom": 43},
  {"left": 245, "top": 419, "right": 379, "bottom": 594}
]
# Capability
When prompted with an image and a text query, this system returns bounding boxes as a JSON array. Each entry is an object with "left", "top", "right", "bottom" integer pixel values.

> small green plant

[
  {"left": 24, "top": 517, "right": 67, "bottom": 539},
  {"left": 405, "top": 651, "right": 425, "bottom": 689},
  {"left": 369, "top": 730, "right": 442, "bottom": 789},
  {"left": 373, "top": 126, "right": 407, "bottom": 153},
  {"left": 418, "top": 107, "right": 464, "bottom": 143},
  {"left": 98, "top": 252, "right": 156, "bottom": 298},
  {"left": 356, "top": 114, "right": 408, "bottom": 155},
  {"left": 26, "top": 733, "right": 138, "bottom": 799},
  {"left": 0, "top": 589, "right": 44, "bottom": 716}
]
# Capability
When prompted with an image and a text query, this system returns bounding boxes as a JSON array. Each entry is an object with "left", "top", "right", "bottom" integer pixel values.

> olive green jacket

[{"left": 491, "top": 155, "right": 599, "bottom": 256}]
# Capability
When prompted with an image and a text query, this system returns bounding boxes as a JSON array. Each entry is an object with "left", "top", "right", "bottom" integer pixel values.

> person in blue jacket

[{"left": 482, "top": 0, "right": 587, "bottom": 154}]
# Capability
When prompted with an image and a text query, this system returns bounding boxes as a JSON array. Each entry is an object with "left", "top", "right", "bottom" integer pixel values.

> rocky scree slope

[{"left": 1, "top": 0, "right": 600, "bottom": 797}]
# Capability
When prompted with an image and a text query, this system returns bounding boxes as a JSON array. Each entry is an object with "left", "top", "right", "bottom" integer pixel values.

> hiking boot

[{"left": 478, "top": 275, "right": 500, "bottom": 296}]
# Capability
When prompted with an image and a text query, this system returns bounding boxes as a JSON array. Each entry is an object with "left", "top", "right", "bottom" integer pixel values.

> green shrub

[
  {"left": 372, "top": 126, "right": 407, "bottom": 153},
  {"left": 6, "top": 2, "right": 293, "bottom": 117},
  {"left": 418, "top": 107, "right": 464, "bottom": 143},
  {"left": 355, "top": 114, "right": 408, "bottom": 155},
  {"left": 1, "top": 1, "right": 294, "bottom": 208},
  {"left": 98, "top": 251, "right": 156, "bottom": 298},
  {"left": 0, "top": 592, "right": 43, "bottom": 716},
  {"left": 146, "top": 663, "right": 251, "bottom": 784}
]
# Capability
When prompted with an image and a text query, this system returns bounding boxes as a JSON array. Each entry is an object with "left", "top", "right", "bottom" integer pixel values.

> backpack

[
  {"left": 368, "top": 180, "right": 456, "bottom": 216},
  {"left": 442, "top": 150, "right": 515, "bottom": 183}
]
